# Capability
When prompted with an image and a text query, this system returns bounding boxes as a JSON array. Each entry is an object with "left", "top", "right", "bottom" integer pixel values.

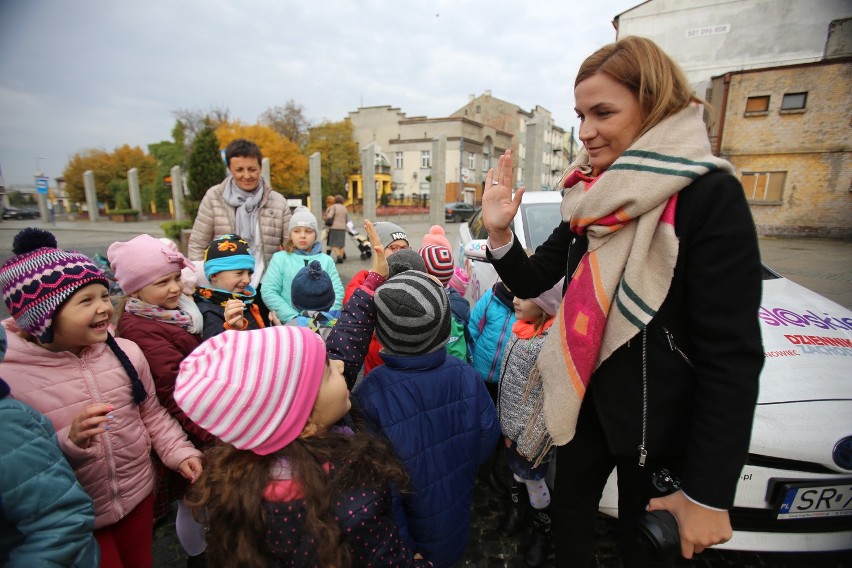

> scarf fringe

[{"left": 516, "top": 365, "right": 555, "bottom": 468}]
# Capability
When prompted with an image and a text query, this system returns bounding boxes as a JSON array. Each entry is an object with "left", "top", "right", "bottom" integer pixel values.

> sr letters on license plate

[{"left": 776, "top": 480, "right": 852, "bottom": 519}]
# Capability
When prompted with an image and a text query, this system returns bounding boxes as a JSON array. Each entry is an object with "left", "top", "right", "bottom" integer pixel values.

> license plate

[{"left": 776, "top": 480, "right": 852, "bottom": 519}]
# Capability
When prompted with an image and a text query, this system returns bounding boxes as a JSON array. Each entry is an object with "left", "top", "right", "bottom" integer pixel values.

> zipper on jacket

[
  {"left": 662, "top": 327, "right": 694, "bottom": 368},
  {"left": 80, "top": 355, "right": 126, "bottom": 520},
  {"left": 638, "top": 328, "right": 648, "bottom": 467},
  {"left": 487, "top": 317, "right": 512, "bottom": 383}
]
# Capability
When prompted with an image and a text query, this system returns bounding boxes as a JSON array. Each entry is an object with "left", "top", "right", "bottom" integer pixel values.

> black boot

[
  {"left": 498, "top": 481, "right": 527, "bottom": 537},
  {"left": 524, "top": 506, "right": 553, "bottom": 567}
]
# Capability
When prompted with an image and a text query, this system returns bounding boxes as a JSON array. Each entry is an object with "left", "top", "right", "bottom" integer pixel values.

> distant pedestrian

[
  {"left": 261, "top": 206, "right": 344, "bottom": 325},
  {"left": 176, "top": 326, "right": 430, "bottom": 567},
  {"left": 194, "top": 234, "right": 268, "bottom": 339},
  {"left": 108, "top": 234, "right": 209, "bottom": 564},
  {"left": 324, "top": 194, "right": 349, "bottom": 263},
  {"left": 187, "top": 138, "right": 291, "bottom": 291},
  {"left": 495, "top": 280, "right": 563, "bottom": 567},
  {"left": 0, "top": 228, "right": 203, "bottom": 568}
]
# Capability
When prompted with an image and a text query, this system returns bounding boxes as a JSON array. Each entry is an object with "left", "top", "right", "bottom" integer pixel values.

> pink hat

[
  {"left": 421, "top": 225, "right": 452, "bottom": 250},
  {"left": 174, "top": 327, "right": 327, "bottom": 455},
  {"left": 419, "top": 244, "right": 454, "bottom": 284},
  {"left": 531, "top": 278, "right": 565, "bottom": 317},
  {"left": 108, "top": 234, "right": 195, "bottom": 294},
  {"left": 448, "top": 266, "right": 470, "bottom": 296}
]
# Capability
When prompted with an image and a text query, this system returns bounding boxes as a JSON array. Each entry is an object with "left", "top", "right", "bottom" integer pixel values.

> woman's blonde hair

[{"left": 575, "top": 35, "right": 703, "bottom": 138}]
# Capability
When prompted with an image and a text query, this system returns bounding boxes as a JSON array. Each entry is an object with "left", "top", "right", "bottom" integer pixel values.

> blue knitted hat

[
  {"left": 203, "top": 234, "right": 255, "bottom": 280},
  {"left": 290, "top": 260, "right": 334, "bottom": 312}
]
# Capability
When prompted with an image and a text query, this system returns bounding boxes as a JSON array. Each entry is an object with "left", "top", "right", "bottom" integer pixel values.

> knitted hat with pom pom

[
  {"left": 291, "top": 260, "right": 335, "bottom": 312},
  {"left": 0, "top": 228, "right": 146, "bottom": 404},
  {"left": 0, "top": 228, "right": 109, "bottom": 342},
  {"left": 421, "top": 225, "right": 452, "bottom": 250}
]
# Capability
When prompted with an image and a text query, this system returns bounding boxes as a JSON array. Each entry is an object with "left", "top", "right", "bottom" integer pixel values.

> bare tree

[
  {"left": 259, "top": 100, "right": 310, "bottom": 147},
  {"left": 172, "top": 105, "right": 231, "bottom": 148}
]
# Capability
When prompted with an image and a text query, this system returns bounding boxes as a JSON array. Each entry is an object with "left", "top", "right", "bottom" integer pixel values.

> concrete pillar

[
  {"left": 309, "top": 152, "right": 322, "bottom": 220},
  {"left": 525, "top": 120, "right": 542, "bottom": 191},
  {"left": 83, "top": 170, "right": 99, "bottom": 222},
  {"left": 361, "top": 142, "right": 376, "bottom": 222},
  {"left": 170, "top": 165, "right": 185, "bottom": 221},
  {"left": 37, "top": 193, "right": 48, "bottom": 221},
  {"left": 430, "top": 136, "right": 446, "bottom": 226},
  {"left": 262, "top": 157, "right": 271, "bottom": 188},
  {"left": 127, "top": 167, "right": 142, "bottom": 215}
]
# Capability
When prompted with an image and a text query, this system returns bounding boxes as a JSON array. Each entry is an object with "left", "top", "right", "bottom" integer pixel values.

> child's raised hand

[
  {"left": 69, "top": 403, "right": 112, "bottom": 448},
  {"left": 364, "top": 219, "right": 388, "bottom": 278},
  {"left": 224, "top": 298, "right": 247, "bottom": 329},
  {"left": 178, "top": 456, "right": 203, "bottom": 483}
]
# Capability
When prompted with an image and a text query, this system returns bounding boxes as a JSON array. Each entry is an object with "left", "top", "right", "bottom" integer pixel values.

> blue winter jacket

[
  {"left": 352, "top": 350, "right": 500, "bottom": 568},
  {"left": 0, "top": 379, "right": 99, "bottom": 567},
  {"left": 468, "top": 288, "right": 517, "bottom": 384}
]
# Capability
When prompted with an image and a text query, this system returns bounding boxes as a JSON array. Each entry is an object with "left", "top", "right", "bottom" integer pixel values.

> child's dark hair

[{"left": 186, "top": 409, "right": 409, "bottom": 567}]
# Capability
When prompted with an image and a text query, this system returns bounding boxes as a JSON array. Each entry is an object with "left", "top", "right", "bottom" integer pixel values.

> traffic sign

[{"left": 35, "top": 176, "right": 49, "bottom": 194}]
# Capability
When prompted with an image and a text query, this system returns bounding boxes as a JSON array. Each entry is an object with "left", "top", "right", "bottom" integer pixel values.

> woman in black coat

[{"left": 481, "top": 36, "right": 764, "bottom": 566}]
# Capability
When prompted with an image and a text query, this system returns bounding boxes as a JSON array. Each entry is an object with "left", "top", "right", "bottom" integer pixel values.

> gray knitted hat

[
  {"left": 287, "top": 206, "right": 318, "bottom": 235},
  {"left": 373, "top": 222, "right": 408, "bottom": 249},
  {"left": 374, "top": 270, "right": 450, "bottom": 356},
  {"left": 387, "top": 249, "right": 427, "bottom": 277}
]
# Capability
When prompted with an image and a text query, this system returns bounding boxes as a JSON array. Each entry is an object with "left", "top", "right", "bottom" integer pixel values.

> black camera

[{"left": 636, "top": 469, "right": 681, "bottom": 559}]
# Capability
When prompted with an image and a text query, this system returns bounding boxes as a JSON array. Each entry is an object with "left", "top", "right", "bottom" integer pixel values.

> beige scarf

[{"left": 519, "top": 105, "right": 734, "bottom": 465}]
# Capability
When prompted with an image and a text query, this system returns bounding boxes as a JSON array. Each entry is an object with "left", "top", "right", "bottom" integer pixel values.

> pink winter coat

[{"left": 0, "top": 318, "right": 202, "bottom": 530}]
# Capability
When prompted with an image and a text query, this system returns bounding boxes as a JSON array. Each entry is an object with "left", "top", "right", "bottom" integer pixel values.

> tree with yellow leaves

[
  {"left": 215, "top": 122, "right": 308, "bottom": 196},
  {"left": 62, "top": 145, "right": 158, "bottom": 208}
]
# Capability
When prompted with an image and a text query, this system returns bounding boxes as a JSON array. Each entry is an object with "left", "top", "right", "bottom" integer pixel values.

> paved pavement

[{"left": 1, "top": 216, "right": 850, "bottom": 566}]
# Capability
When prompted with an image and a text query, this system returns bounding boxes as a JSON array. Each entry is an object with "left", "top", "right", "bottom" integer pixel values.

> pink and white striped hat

[{"left": 174, "top": 326, "right": 327, "bottom": 455}]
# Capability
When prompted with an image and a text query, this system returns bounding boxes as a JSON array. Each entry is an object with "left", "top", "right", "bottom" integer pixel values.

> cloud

[{"left": 0, "top": 0, "right": 637, "bottom": 185}]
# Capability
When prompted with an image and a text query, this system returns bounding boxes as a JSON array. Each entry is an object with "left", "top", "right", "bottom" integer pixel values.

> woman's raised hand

[
  {"left": 483, "top": 150, "right": 524, "bottom": 248},
  {"left": 364, "top": 219, "right": 388, "bottom": 278}
]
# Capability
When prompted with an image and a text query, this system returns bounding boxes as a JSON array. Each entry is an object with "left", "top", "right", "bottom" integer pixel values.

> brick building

[{"left": 706, "top": 56, "right": 851, "bottom": 238}]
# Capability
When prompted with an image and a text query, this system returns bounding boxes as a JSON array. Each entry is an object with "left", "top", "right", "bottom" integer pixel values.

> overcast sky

[{"left": 0, "top": 0, "right": 639, "bottom": 186}]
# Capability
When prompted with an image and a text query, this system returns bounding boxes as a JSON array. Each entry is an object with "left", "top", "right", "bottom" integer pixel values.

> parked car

[
  {"left": 458, "top": 190, "right": 563, "bottom": 303},
  {"left": 2, "top": 207, "right": 40, "bottom": 220},
  {"left": 445, "top": 201, "right": 476, "bottom": 223},
  {"left": 461, "top": 192, "right": 852, "bottom": 552}
]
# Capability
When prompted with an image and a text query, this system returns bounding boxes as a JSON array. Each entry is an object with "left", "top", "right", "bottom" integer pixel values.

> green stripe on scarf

[{"left": 518, "top": 105, "right": 735, "bottom": 465}]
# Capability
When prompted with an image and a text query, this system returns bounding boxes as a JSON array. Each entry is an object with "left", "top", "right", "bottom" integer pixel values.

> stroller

[{"left": 347, "top": 221, "right": 373, "bottom": 260}]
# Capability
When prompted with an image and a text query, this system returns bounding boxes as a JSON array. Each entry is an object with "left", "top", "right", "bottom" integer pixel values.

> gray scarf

[{"left": 221, "top": 176, "right": 264, "bottom": 250}]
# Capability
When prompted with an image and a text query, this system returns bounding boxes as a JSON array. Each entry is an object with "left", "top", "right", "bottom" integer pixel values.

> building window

[
  {"left": 482, "top": 152, "right": 489, "bottom": 172},
  {"left": 468, "top": 152, "right": 475, "bottom": 169},
  {"left": 742, "top": 171, "right": 786, "bottom": 203},
  {"left": 745, "top": 95, "right": 770, "bottom": 115},
  {"left": 394, "top": 152, "right": 403, "bottom": 169},
  {"left": 781, "top": 92, "right": 807, "bottom": 111},
  {"left": 420, "top": 150, "right": 431, "bottom": 168}
]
